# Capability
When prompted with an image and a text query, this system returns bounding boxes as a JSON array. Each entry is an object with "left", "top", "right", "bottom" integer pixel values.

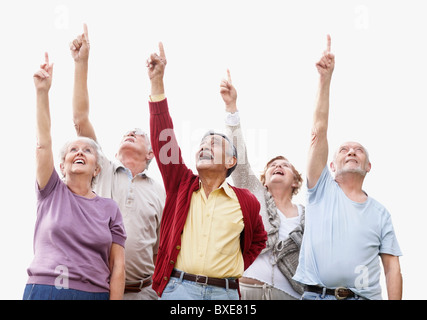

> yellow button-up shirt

[{"left": 175, "top": 180, "right": 244, "bottom": 278}]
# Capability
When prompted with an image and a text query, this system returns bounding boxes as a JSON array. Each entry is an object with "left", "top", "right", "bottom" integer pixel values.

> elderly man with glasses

[{"left": 70, "top": 25, "right": 165, "bottom": 300}]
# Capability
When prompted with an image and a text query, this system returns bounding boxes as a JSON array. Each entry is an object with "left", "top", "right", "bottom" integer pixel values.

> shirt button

[
  {"left": 163, "top": 276, "right": 168, "bottom": 281},
  {"left": 176, "top": 245, "right": 181, "bottom": 250},
  {"left": 170, "top": 260, "right": 175, "bottom": 264}
]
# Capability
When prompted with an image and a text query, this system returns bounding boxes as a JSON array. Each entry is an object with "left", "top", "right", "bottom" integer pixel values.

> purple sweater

[{"left": 27, "top": 169, "right": 127, "bottom": 293}]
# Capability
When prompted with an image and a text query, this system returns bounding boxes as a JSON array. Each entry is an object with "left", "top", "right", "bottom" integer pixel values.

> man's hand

[
  {"left": 220, "top": 69, "right": 237, "bottom": 113},
  {"left": 147, "top": 42, "right": 167, "bottom": 81},
  {"left": 315, "top": 34, "right": 335, "bottom": 81},
  {"left": 34, "top": 52, "right": 54, "bottom": 92},
  {"left": 147, "top": 42, "right": 167, "bottom": 96},
  {"left": 70, "top": 23, "right": 90, "bottom": 63}
]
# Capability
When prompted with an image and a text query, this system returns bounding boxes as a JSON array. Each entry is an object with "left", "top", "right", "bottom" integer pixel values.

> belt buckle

[
  {"left": 139, "top": 276, "right": 151, "bottom": 290},
  {"left": 334, "top": 287, "right": 348, "bottom": 300},
  {"left": 195, "top": 275, "right": 209, "bottom": 286}
]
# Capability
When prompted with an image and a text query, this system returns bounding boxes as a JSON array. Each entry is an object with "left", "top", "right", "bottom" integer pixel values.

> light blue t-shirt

[{"left": 293, "top": 166, "right": 402, "bottom": 300}]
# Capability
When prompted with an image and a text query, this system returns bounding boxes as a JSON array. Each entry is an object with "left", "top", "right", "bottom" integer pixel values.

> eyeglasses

[{"left": 124, "top": 128, "right": 147, "bottom": 137}]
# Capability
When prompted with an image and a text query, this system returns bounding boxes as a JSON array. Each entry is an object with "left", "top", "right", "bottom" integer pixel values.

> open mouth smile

[
  {"left": 73, "top": 158, "right": 86, "bottom": 165},
  {"left": 199, "top": 150, "right": 214, "bottom": 160},
  {"left": 345, "top": 159, "right": 358, "bottom": 164},
  {"left": 124, "top": 137, "right": 136, "bottom": 143},
  {"left": 272, "top": 170, "right": 284, "bottom": 175}
]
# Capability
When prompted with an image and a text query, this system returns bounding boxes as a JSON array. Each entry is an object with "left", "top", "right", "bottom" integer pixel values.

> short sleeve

[
  {"left": 307, "top": 166, "right": 334, "bottom": 205},
  {"left": 36, "top": 168, "right": 61, "bottom": 200},
  {"left": 92, "top": 150, "right": 113, "bottom": 186},
  {"left": 379, "top": 213, "right": 402, "bottom": 257},
  {"left": 109, "top": 205, "right": 127, "bottom": 248}
]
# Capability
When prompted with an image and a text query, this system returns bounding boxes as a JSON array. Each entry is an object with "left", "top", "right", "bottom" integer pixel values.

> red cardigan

[{"left": 149, "top": 99, "right": 267, "bottom": 297}]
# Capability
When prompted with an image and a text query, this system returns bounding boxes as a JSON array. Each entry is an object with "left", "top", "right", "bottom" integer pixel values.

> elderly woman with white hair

[{"left": 23, "top": 53, "right": 127, "bottom": 300}]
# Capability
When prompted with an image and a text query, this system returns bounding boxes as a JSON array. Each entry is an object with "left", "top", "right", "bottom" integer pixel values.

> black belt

[
  {"left": 171, "top": 270, "right": 239, "bottom": 290},
  {"left": 306, "top": 285, "right": 355, "bottom": 300}
]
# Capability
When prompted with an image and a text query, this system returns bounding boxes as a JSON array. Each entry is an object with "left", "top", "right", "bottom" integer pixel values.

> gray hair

[
  {"left": 59, "top": 137, "right": 103, "bottom": 187},
  {"left": 142, "top": 134, "right": 153, "bottom": 169},
  {"left": 124, "top": 128, "right": 153, "bottom": 169},
  {"left": 201, "top": 130, "right": 237, "bottom": 178}
]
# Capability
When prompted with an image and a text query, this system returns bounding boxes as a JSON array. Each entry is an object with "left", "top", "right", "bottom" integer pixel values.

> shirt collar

[
  {"left": 198, "top": 179, "right": 235, "bottom": 199},
  {"left": 113, "top": 160, "right": 148, "bottom": 178}
]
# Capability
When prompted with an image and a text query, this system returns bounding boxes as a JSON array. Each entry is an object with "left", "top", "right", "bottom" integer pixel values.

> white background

[{"left": 0, "top": 0, "right": 425, "bottom": 300}]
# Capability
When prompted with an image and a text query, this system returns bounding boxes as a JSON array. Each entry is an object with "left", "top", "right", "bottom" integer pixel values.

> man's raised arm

[
  {"left": 147, "top": 43, "right": 189, "bottom": 192},
  {"left": 307, "top": 35, "right": 335, "bottom": 189},
  {"left": 71, "top": 24, "right": 97, "bottom": 141}
]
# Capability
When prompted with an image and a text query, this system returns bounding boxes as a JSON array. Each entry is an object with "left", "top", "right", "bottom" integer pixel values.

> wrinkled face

[
  {"left": 196, "top": 135, "right": 235, "bottom": 174},
  {"left": 118, "top": 129, "right": 152, "bottom": 160},
  {"left": 60, "top": 140, "right": 100, "bottom": 179},
  {"left": 331, "top": 142, "right": 371, "bottom": 177},
  {"left": 264, "top": 159, "right": 297, "bottom": 189}
]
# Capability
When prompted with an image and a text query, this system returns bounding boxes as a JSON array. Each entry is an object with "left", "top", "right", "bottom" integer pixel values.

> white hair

[
  {"left": 142, "top": 133, "right": 153, "bottom": 169},
  {"left": 332, "top": 142, "right": 371, "bottom": 177},
  {"left": 59, "top": 137, "right": 103, "bottom": 187},
  {"left": 332, "top": 143, "right": 370, "bottom": 164}
]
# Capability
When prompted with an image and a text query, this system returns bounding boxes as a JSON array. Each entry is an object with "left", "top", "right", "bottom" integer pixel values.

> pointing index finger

[
  {"left": 158, "top": 42, "right": 166, "bottom": 59},
  {"left": 83, "top": 23, "right": 89, "bottom": 42},
  {"left": 227, "top": 69, "right": 232, "bottom": 84},
  {"left": 326, "top": 34, "right": 331, "bottom": 52},
  {"left": 44, "top": 52, "right": 49, "bottom": 66}
]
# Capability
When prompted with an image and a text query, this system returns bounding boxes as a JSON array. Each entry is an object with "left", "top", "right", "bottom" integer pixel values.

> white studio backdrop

[{"left": 0, "top": 0, "right": 425, "bottom": 300}]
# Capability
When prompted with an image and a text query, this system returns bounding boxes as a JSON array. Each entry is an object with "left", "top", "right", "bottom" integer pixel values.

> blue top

[{"left": 293, "top": 166, "right": 402, "bottom": 299}]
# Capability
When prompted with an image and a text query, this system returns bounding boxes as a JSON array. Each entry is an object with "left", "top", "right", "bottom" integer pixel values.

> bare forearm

[
  {"left": 35, "top": 90, "right": 54, "bottom": 189},
  {"left": 73, "top": 61, "right": 97, "bottom": 139},
  {"left": 109, "top": 268, "right": 125, "bottom": 300},
  {"left": 36, "top": 91, "right": 52, "bottom": 147},
  {"left": 307, "top": 78, "right": 331, "bottom": 188},
  {"left": 73, "top": 61, "right": 89, "bottom": 122},
  {"left": 386, "top": 268, "right": 403, "bottom": 300},
  {"left": 313, "top": 78, "right": 331, "bottom": 134},
  {"left": 225, "top": 101, "right": 237, "bottom": 113},
  {"left": 109, "top": 244, "right": 125, "bottom": 300},
  {"left": 151, "top": 78, "right": 164, "bottom": 96}
]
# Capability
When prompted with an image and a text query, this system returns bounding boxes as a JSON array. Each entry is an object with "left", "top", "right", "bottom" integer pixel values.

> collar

[
  {"left": 198, "top": 179, "right": 235, "bottom": 199},
  {"left": 113, "top": 160, "right": 148, "bottom": 178}
]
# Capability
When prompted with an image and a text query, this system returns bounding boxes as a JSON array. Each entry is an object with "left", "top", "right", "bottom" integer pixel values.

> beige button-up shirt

[{"left": 94, "top": 153, "right": 166, "bottom": 282}]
